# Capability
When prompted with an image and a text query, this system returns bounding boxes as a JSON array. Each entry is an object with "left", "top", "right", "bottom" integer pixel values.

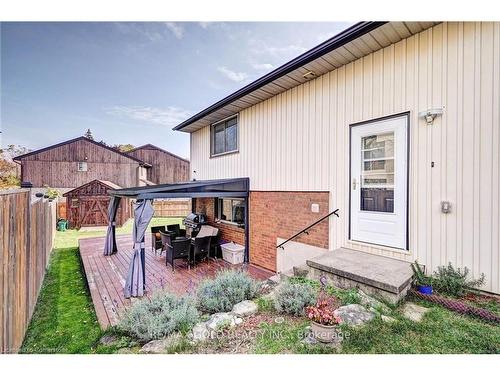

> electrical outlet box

[
  {"left": 311, "top": 203, "right": 320, "bottom": 213},
  {"left": 441, "top": 201, "right": 452, "bottom": 214}
]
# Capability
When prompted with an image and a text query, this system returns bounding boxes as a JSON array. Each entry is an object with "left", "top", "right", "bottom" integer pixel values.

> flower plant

[{"left": 305, "top": 292, "right": 342, "bottom": 326}]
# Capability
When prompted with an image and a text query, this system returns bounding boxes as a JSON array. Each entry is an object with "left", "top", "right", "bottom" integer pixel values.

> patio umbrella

[
  {"left": 103, "top": 196, "right": 121, "bottom": 256},
  {"left": 124, "top": 199, "right": 155, "bottom": 298}
]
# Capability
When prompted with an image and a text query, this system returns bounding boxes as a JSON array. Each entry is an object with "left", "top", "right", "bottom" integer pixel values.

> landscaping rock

[
  {"left": 99, "top": 333, "right": 118, "bottom": 346},
  {"left": 140, "top": 339, "right": 167, "bottom": 354},
  {"left": 206, "top": 312, "right": 237, "bottom": 331},
  {"left": 268, "top": 275, "right": 281, "bottom": 284},
  {"left": 191, "top": 322, "right": 212, "bottom": 343},
  {"left": 381, "top": 315, "right": 397, "bottom": 323},
  {"left": 333, "top": 304, "right": 375, "bottom": 326},
  {"left": 116, "top": 348, "right": 134, "bottom": 354},
  {"left": 235, "top": 317, "right": 243, "bottom": 325},
  {"left": 358, "top": 290, "right": 391, "bottom": 314},
  {"left": 301, "top": 335, "right": 320, "bottom": 345},
  {"left": 232, "top": 300, "right": 258, "bottom": 317},
  {"left": 301, "top": 326, "right": 342, "bottom": 349},
  {"left": 402, "top": 302, "right": 430, "bottom": 322},
  {"left": 139, "top": 333, "right": 183, "bottom": 353}
]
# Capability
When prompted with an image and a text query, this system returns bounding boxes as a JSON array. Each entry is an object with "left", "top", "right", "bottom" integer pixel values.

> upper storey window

[{"left": 210, "top": 116, "right": 238, "bottom": 157}]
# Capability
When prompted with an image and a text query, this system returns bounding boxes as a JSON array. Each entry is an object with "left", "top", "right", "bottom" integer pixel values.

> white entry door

[{"left": 350, "top": 114, "right": 408, "bottom": 249}]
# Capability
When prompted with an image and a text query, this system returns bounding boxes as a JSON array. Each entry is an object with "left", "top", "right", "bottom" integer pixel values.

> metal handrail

[{"left": 276, "top": 209, "right": 339, "bottom": 249}]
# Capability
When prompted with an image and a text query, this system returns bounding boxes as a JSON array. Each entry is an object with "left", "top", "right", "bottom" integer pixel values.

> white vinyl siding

[{"left": 190, "top": 22, "right": 500, "bottom": 294}]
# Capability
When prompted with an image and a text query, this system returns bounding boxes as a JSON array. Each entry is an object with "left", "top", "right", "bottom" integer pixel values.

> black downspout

[
  {"left": 244, "top": 194, "right": 249, "bottom": 263},
  {"left": 191, "top": 197, "right": 197, "bottom": 213}
]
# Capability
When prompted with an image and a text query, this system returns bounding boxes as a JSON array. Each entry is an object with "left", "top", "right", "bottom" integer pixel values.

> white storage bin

[{"left": 220, "top": 242, "right": 245, "bottom": 265}]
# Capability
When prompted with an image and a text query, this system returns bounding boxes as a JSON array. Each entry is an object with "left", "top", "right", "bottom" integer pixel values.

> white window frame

[
  {"left": 77, "top": 161, "right": 88, "bottom": 172},
  {"left": 210, "top": 115, "right": 239, "bottom": 157}
]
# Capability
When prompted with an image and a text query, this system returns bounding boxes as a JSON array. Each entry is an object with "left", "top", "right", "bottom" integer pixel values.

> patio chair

[
  {"left": 159, "top": 230, "right": 174, "bottom": 257},
  {"left": 209, "top": 228, "right": 221, "bottom": 259},
  {"left": 192, "top": 236, "right": 211, "bottom": 265},
  {"left": 165, "top": 237, "right": 191, "bottom": 271},
  {"left": 151, "top": 226, "right": 166, "bottom": 254},
  {"left": 167, "top": 224, "right": 187, "bottom": 239}
]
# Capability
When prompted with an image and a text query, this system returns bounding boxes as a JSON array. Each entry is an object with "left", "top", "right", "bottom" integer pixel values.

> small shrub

[
  {"left": 274, "top": 281, "right": 316, "bottom": 316},
  {"left": 119, "top": 292, "right": 199, "bottom": 342},
  {"left": 196, "top": 270, "right": 259, "bottom": 313},
  {"left": 411, "top": 261, "right": 433, "bottom": 286},
  {"left": 432, "top": 263, "right": 485, "bottom": 298},
  {"left": 288, "top": 276, "right": 321, "bottom": 290},
  {"left": 327, "top": 286, "right": 361, "bottom": 305},
  {"left": 255, "top": 295, "right": 275, "bottom": 312}
]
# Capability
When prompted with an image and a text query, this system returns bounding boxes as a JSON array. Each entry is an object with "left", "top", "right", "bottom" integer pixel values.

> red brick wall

[
  {"left": 194, "top": 198, "right": 245, "bottom": 245},
  {"left": 195, "top": 192, "right": 329, "bottom": 272},
  {"left": 249, "top": 191, "right": 329, "bottom": 271}
]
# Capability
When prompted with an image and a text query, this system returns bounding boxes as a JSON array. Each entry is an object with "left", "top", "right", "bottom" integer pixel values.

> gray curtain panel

[
  {"left": 124, "top": 199, "right": 155, "bottom": 298},
  {"left": 103, "top": 196, "right": 121, "bottom": 256}
]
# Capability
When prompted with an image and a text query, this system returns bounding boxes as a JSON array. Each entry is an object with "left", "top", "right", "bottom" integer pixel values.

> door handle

[{"left": 352, "top": 178, "right": 358, "bottom": 190}]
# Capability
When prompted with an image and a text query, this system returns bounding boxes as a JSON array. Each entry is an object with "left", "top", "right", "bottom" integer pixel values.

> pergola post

[
  {"left": 103, "top": 196, "right": 121, "bottom": 256},
  {"left": 124, "top": 199, "right": 155, "bottom": 298}
]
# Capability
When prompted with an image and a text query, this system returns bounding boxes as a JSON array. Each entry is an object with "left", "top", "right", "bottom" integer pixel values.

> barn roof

[
  {"left": 63, "top": 179, "right": 123, "bottom": 197},
  {"left": 126, "top": 144, "right": 190, "bottom": 163},
  {"left": 173, "top": 21, "right": 439, "bottom": 133},
  {"left": 13, "top": 136, "right": 152, "bottom": 166}
]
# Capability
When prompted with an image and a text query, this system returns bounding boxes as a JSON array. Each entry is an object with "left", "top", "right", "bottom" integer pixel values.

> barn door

[{"left": 80, "top": 198, "right": 109, "bottom": 226}]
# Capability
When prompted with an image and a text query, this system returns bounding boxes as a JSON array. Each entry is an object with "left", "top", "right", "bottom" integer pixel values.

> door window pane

[{"left": 360, "top": 132, "right": 395, "bottom": 213}]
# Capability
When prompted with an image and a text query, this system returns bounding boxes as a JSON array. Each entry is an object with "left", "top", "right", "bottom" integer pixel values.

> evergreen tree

[{"left": 84, "top": 129, "right": 94, "bottom": 140}]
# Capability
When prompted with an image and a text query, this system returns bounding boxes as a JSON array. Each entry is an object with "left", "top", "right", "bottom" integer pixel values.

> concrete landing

[{"left": 306, "top": 248, "right": 413, "bottom": 303}]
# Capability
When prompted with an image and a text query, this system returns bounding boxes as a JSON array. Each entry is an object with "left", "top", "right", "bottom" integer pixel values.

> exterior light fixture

[
  {"left": 418, "top": 108, "right": 443, "bottom": 125},
  {"left": 302, "top": 70, "right": 317, "bottom": 80}
]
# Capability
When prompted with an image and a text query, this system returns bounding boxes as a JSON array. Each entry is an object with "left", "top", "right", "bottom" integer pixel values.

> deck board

[{"left": 79, "top": 235, "right": 274, "bottom": 329}]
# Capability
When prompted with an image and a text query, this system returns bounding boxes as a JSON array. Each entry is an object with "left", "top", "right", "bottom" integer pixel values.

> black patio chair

[
  {"left": 167, "top": 224, "right": 186, "bottom": 239},
  {"left": 209, "top": 228, "right": 221, "bottom": 259},
  {"left": 192, "top": 236, "right": 211, "bottom": 265},
  {"left": 159, "top": 230, "right": 174, "bottom": 257},
  {"left": 165, "top": 237, "right": 191, "bottom": 271},
  {"left": 151, "top": 226, "right": 166, "bottom": 254}
]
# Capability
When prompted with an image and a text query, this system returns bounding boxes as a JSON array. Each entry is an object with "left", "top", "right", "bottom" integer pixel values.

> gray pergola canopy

[
  {"left": 109, "top": 178, "right": 249, "bottom": 199},
  {"left": 103, "top": 178, "right": 250, "bottom": 298}
]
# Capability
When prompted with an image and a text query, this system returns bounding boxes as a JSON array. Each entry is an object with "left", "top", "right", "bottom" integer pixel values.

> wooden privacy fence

[
  {"left": 152, "top": 199, "right": 191, "bottom": 217},
  {"left": 0, "top": 189, "right": 56, "bottom": 353}
]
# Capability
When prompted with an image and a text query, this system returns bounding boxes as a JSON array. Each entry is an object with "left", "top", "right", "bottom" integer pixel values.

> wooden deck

[{"left": 79, "top": 235, "right": 274, "bottom": 329}]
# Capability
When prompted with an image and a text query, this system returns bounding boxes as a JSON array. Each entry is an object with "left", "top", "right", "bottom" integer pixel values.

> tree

[
  {"left": 84, "top": 129, "right": 94, "bottom": 140},
  {"left": 113, "top": 144, "right": 135, "bottom": 152},
  {"left": 0, "top": 144, "right": 31, "bottom": 188}
]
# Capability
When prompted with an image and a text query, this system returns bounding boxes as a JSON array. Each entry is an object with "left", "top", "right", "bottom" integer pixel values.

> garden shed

[{"left": 63, "top": 179, "right": 131, "bottom": 229}]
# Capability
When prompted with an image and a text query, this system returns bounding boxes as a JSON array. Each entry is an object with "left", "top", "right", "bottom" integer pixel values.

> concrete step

[{"left": 306, "top": 248, "right": 413, "bottom": 303}]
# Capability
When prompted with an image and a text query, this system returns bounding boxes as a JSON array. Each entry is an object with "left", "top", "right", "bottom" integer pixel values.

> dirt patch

[{"left": 192, "top": 313, "right": 304, "bottom": 354}]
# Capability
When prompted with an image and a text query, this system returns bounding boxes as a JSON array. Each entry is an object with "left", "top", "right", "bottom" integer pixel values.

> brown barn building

[
  {"left": 126, "top": 144, "right": 189, "bottom": 184},
  {"left": 13, "top": 137, "right": 150, "bottom": 189},
  {"left": 63, "top": 180, "right": 131, "bottom": 228},
  {"left": 13, "top": 137, "right": 190, "bottom": 190}
]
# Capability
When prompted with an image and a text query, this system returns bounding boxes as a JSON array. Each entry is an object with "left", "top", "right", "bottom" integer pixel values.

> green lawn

[
  {"left": 254, "top": 300, "right": 500, "bottom": 354},
  {"left": 19, "top": 217, "right": 182, "bottom": 354}
]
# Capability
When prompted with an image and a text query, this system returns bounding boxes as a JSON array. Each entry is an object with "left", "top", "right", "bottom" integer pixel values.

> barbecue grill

[{"left": 183, "top": 213, "right": 207, "bottom": 237}]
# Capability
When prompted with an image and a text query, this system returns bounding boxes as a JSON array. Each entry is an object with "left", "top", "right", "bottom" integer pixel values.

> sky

[{"left": 1, "top": 22, "right": 353, "bottom": 159}]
